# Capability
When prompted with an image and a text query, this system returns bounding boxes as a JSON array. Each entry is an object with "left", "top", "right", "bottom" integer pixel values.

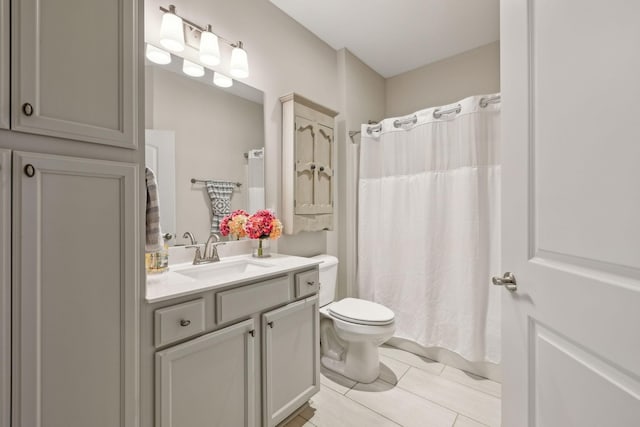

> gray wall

[
  {"left": 385, "top": 41, "right": 500, "bottom": 117},
  {"left": 146, "top": 66, "right": 264, "bottom": 241}
]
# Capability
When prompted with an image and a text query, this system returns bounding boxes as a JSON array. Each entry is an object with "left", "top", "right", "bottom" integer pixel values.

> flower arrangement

[
  {"left": 219, "top": 209, "right": 249, "bottom": 240},
  {"left": 244, "top": 209, "right": 282, "bottom": 240},
  {"left": 219, "top": 209, "right": 282, "bottom": 257}
]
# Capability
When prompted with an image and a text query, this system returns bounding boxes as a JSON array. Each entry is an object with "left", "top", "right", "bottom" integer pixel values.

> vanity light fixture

[
  {"left": 159, "top": 5, "right": 185, "bottom": 52},
  {"left": 182, "top": 59, "right": 205, "bottom": 77},
  {"left": 199, "top": 25, "right": 221, "bottom": 66},
  {"left": 213, "top": 72, "right": 233, "bottom": 88},
  {"left": 230, "top": 42, "right": 249, "bottom": 78},
  {"left": 158, "top": 5, "right": 249, "bottom": 78},
  {"left": 145, "top": 44, "right": 171, "bottom": 65}
]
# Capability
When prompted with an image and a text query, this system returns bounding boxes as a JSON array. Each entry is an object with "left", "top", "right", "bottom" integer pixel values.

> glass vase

[{"left": 252, "top": 238, "right": 270, "bottom": 258}]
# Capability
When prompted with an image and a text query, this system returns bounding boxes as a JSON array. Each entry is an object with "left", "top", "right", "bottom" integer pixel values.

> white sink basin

[{"left": 176, "top": 258, "right": 276, "bottom": 281}]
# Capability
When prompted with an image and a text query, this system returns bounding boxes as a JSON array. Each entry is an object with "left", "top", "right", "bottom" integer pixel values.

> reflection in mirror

[{"left": 145, "top": 53, "right": 265, "bottom": 245}]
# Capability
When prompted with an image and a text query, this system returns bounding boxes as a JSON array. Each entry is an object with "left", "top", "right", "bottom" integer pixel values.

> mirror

[{"left": 145, "top": 53, "right": 265, "bottom": 245}]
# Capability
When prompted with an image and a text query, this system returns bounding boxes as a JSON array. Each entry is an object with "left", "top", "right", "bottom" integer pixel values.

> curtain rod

[
  {"left": 350, "top": 95, "right": 501, "bottom": 143},
  {"left": 191, "top": 178, "right": 242, "bottom": 187}
]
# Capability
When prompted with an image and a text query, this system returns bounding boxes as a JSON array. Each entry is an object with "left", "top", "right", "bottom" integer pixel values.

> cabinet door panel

[
  {"left": 12, "top": 152, "right": 139, "bottom": 427},
  {"left": 0, "top": 149, "right": 9, "bottom": 427},
  {"left": 314, "top": 124, "right": 333, "bottom": 214},
  {"left": 156, "top": 319, "right": 257, "bottom": 427},
  {"left": 294, "top": 116, "right": 315, "bottom": 213},
  {"left": 11, "top": 0, "right": 137, "bottom": 147},
  {"left": 0, "top": 0, "right": 8, "bottom": 129},
  {"left": 263, "top": 296, "right": 320, "bottom": 427}
]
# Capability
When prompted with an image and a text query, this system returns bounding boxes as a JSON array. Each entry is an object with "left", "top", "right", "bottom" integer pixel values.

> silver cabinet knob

[
  {"left": 492, "top": 272, "right": 517, "bottom": 291},
  {"left": 22, "top": 102, "right": 34, "bottom": 116},
  {"left": 179, "top": 319, "right": 191, "bottom": 327}
]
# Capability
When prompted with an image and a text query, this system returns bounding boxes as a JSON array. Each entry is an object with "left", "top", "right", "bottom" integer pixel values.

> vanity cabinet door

[
  {"left": 156, "top": 319, "right": 257, "bottom": 427},
  {"left": 12, "top": 151, "right": 139, "bottom": 427},
  {"left": 11, "top": 0, "right": 137, "bottom": 147},
  {"left": 262, "top": 295, "right": 320, "bottom": 427}
]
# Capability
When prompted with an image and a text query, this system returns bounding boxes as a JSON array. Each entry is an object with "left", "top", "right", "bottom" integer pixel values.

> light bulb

[
  {"left": 213, "top": 72, "right": 233, "bottom": 88},
  {"left": 230, "top": 42, "right": 249, "bottom": 79},
  {"left": 199, "top": 27, "right": 221, "bottom": 66},
  {"left": 159, "top": 6, "right": 185, "bottom": 52},
  {"left": 145, "top": 44, "right": 171, "bottom": 65},
  {"left": 182, "top": 59, "right": 205, "bottom": 77}
]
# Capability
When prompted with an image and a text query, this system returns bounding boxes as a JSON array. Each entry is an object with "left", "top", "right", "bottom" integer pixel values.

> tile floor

[{"left": 279, "top": 345, "right": 501, "bottom": 427}]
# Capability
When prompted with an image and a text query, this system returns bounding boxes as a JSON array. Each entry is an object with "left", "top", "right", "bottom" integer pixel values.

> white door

[{"left": 501, "top": 1, "right": 640, "bottom": 426}]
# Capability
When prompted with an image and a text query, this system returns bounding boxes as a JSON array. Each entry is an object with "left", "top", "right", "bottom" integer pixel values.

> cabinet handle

[
  {"left": 22, "top": 102, "right": 34, "bottom": 116},
  {"left": 267, "top": 321, "right": 274, "bottom": 329},
  {"left": 249, "top": 329, "right": 255, "bottom": 337},
  {"left": 24, "top": 164, "right": 36, "bottom": 178},
  {"left": 319, "top": 166, "right": 325, "bottom": 172},
  {"left": 179, "top": 319, "right": 191, "bottom": 327},
  {"left": 310, "top": 164, "right": 316, "bottom": 170},
  {"left": 306, "top": 281, "right": 316, "bottom": 286}
]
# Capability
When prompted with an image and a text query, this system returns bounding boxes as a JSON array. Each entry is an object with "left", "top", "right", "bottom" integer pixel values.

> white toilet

[{"left": 312, "top": 254, "right": 395, "bottom": 383}]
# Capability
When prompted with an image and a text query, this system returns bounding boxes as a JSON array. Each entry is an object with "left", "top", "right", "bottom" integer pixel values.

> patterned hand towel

[
  {"left": 145, "top": 167, "right": 164, "bottom": 252},
  {"left": 205, "top": 181, "right": 235, "bottom": 233}
]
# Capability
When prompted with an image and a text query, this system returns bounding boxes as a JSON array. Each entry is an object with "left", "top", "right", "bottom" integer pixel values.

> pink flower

[
  {"left": 220, "top": 210, "right": 249, "bottom": 239},
  {"left": 244, "top": 209, "right": 281, "bottom": 240}
]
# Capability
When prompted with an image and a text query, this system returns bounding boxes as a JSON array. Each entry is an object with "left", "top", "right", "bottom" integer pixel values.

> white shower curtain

[{"left": 357, "top": 94, "right": 502, "bottom": 363}]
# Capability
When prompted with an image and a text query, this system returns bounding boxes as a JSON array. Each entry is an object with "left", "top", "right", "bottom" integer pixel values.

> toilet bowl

[{"left": 312, "top": 255, "right": 395, "bottom": 383}]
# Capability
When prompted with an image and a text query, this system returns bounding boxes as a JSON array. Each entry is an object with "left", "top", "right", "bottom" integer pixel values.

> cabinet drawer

[
  {"left": 295, "top": 269, "right": 319, "bottom": 298},
  {"left": 154, "top": 299, "right": 205, "bottom": 347},
  {"left": 216, "top": 276, "right": 291, "bottom": 324}
]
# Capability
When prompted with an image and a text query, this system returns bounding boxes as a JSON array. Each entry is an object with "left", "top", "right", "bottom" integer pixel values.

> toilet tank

[{"left": 310, "top": 254, "right": 339, "bottom": 307}]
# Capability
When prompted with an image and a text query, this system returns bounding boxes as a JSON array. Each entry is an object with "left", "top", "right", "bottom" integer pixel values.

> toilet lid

[{"left": 328, "top": 298, "right": 395, "bottom": 326}]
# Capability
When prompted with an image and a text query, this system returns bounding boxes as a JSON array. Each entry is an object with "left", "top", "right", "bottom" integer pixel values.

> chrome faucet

[{"left": 183, "top": 232, "right": 225, "bottom": 265}]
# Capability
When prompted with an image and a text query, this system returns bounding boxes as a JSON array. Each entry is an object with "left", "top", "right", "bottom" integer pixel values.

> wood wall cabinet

[
  {"left": 156, "top": 319, "right": 257, "bottom": 427},
  {"left": 281, "top": 93, "right": 338, "bottom": 234},
  {"left": 11, "top": 0, "right": 138, "bottom": 147},
  {"left": 12, "top": 151, "right": 140, "bottom": 427},
  {"left": 263, "top": 295, "right": 320, "bottom": 427}
]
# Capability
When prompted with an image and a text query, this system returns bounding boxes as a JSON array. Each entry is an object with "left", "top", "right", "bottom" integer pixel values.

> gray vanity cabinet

[
  {"left": 262, "top": 295, "right": 320, "bottom": 427},
  {"left": 155, "top": 319, "right": 257, "bottom": 427},
  {"left": 147, "top": 266, "right": 321, "bottom": 427}
]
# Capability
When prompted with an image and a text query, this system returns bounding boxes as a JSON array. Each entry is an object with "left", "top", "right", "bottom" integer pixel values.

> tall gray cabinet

[{"left": 0, "top": 0, "right": 142, "bottom": 426}]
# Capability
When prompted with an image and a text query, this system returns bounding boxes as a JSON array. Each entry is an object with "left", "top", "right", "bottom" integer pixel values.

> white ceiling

[{"left": 269, "top": 0, "right": 500, "bottom": 78}]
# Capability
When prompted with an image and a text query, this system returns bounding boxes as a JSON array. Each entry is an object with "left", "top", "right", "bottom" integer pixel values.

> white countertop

[{"left": 146, "top": 253, "right": 321, "bottom": 304}]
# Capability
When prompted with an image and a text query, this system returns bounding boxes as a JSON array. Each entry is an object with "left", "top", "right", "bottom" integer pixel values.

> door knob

[{"left": 492, "top": 272, "right": 517, "bottom": 291}]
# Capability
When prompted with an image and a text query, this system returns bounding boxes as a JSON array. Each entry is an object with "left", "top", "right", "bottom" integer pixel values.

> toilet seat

[{"left": 328, "top": 298, "right": 395, "bottom": 326}]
